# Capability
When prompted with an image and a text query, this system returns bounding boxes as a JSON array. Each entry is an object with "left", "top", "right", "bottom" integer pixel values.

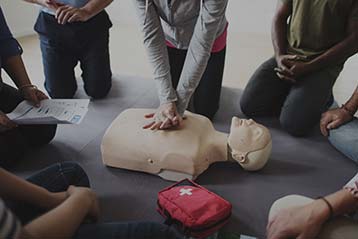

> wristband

[
  {"left": 341, "top": 104, "right": 356, "bottom": 117},
  {"left": 317, "top": 196, "right": 334, "bottom": 219},
  {"left": 19, "top": 84, "right": 37, "bottom": 92}
]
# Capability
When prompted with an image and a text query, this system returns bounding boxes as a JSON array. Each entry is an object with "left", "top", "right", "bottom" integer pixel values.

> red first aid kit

[{"left": 157, "top": 179, "right": 232, "bottom": 238}]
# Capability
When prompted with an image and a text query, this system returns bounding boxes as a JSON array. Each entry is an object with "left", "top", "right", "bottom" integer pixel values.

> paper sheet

[{"left": 7, "top": 99, "right": 90, "bottom": 125}]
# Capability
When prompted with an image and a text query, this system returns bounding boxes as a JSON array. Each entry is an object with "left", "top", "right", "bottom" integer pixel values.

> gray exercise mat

[{"left": 12, "top": 75, "right": 358, "bottom": 237}]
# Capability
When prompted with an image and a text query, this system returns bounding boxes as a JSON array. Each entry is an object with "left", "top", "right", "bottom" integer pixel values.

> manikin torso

[{"left": 102, "top": 109, "right": 272, "bottom": 181}]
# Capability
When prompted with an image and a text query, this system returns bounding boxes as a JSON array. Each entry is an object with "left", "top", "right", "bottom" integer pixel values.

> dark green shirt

[{"left": 282, "top": 0, "right": 358, "bottom": 59}]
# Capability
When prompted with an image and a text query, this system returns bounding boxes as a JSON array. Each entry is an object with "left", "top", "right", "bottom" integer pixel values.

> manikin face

[{"left": 228, "top": 117, "right": 271, "bottom": 164}]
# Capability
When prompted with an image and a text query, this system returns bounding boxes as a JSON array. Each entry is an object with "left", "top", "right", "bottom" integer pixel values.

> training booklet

[{"left": 7, "top": 99, "right": 90, "bottom": 125}]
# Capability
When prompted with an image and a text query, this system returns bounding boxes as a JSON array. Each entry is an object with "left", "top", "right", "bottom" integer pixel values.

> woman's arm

[
  {"left": 134, "top": 0, "right": 184, "bottom": 130},
  {"left": 267, "top": 174, "right": 358, "bottom": 239},
  {"left": 22, "top": 186, "right": 99, "bottom": 239},
  {"left": 2, "top": 55, "right": 48, "bottom": 107},
  {"left": 0, "top": 7, "right": 47, "bottom": 107},
  {"left": 2, "top": 55, "right": 33, "bottom": 90},
  {"left": 134, "top": 0, "right": 178, "bottom": 106},
  {"left": 175, "top": 0, "right": 228, "bottom": 115},
  {"left": 0, "top": 168, "right": 66, "bottom": 210}
]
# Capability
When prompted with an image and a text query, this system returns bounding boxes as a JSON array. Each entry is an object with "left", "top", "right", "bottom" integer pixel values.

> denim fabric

[
  {"left": 35, "top": 12, "right": 112, "bottom": 99},
  {"left": 5, "top": 162, "right": 89, "bottom": 224},
  {"left": 329, "top": 118, "right": 358, "bottom": 164}
]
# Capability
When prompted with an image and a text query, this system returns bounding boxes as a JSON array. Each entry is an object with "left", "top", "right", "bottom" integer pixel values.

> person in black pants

[
  {"left": 167, "top": 47, "right": 226, "bottom": 120},
  {"left": 0, "top": 6, "right": 56, "bottom": 168},
  {"left": 24, "top": 0, "right": 113, "bottom": 99},
  {"left": 240, "top": 0, "right": 358, "bottom": 137},
  {"left": 0, "top": 161, "right": 183, "bottom": 239}
]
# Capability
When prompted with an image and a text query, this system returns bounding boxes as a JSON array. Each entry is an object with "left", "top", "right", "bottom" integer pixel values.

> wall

[
  {"left": 107, "top": 0, "right": 277, "bottom": 34},
  {"left": 2, "top": 0, "right": 278, "bottom": 37},
  {"left": 1, "top": 0, "right": 38, "bottom": 37}
]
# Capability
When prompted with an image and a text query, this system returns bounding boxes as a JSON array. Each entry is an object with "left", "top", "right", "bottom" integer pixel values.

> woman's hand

[
  {"left": 267, "top": 200, "right": 330, "bottom": 239},
  {"left": 143, "top": 102, "right": 183, "bottom": 130},
  {"left": 67, "top": 186, "right": 100, "bottom": 222},
  {"left": 320, "top": 108, "right": 353, "bottom": 136},
  {"left": 20, "top": 86, "right": 48, "bottom": 107}
]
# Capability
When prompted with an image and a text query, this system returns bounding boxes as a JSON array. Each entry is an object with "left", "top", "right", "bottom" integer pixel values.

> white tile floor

[{"left": 4, "top": 23, "right": 358, "bottom": 106}]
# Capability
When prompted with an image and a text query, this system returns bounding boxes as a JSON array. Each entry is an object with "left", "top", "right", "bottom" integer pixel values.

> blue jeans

[
  {"left": 329, "top": 118, "right": 358, "bottom": 164},
  {"left": 8, "top": 162, "right": 182, "bottom": 239},
  {"left": 7, "top": 162, "right": 89, "bottom": 224},
  {"left": 35, "top": 12, "right": 112, "bottom": 99}
]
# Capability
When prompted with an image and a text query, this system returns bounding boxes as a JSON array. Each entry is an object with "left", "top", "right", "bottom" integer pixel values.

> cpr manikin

[{"left": 101, "top": 109, "right": 272, "bottom": 181}]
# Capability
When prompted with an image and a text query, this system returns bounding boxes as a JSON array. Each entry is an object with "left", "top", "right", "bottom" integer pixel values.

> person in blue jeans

[
  {"left": 23, "top": 0, "right": 113, "bottom": 99},
  {"left": 0, "top": 162, "right": 182, "bottom": 239},
  {"left": 320, "top": 84, "right": 358, "bottom": 164}
]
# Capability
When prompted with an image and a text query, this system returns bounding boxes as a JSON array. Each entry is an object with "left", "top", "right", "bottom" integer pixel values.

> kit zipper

[
  {"left": 158, "top": 202, "right": 231, "bottom": 234},
  {"left": 186, "top": 213, "right": 231, "bottom": 233}
]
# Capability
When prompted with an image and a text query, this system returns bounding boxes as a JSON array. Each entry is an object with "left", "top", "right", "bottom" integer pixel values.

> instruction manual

[{"left": 7, "top": 99, "right": 90, "bottom": 125}]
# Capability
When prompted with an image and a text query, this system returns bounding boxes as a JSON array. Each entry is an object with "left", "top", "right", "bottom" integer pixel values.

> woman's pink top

[{"left": 166, "top": 24, "right": 228, "bottom": 53}]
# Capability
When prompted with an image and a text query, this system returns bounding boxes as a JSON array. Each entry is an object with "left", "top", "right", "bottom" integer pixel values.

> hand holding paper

[{"left": 7, "top": 99, "right": 90, "bottom": 125}]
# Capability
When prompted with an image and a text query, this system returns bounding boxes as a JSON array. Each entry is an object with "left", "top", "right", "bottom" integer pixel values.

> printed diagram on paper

[{"left": 7, "top": 99, "right": 90, "bottom": 125}]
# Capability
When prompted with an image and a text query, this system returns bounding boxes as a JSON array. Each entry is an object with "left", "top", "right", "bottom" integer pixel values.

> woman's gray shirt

[{"left": 134, "top": 0, "right": 228, "bottom": 115}]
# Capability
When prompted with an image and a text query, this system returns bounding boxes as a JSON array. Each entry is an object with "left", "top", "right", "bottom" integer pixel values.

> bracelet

[
  {"left": 19, "top": 84, "right": 37, "bottom": 91},
  {"left": 317, "top": 196, "right": 334, "bottom": 219},
  {"left": 341, "top": 104, "right": 356, "bottom": 117}
]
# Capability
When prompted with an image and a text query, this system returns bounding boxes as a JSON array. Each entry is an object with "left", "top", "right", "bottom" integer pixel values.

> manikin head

[{"left": 228, "top": 117, "right": 272, "bottom": 171}]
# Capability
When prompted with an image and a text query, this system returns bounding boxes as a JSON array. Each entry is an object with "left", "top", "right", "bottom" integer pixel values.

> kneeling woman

[{"left": 135, "top": 0, "right": 229, "bottom": 130}]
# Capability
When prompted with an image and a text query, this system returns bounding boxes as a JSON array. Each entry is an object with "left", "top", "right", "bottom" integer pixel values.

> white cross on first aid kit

[{"left": 179, "top": 188, "right": 193, "bottom": 196}]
